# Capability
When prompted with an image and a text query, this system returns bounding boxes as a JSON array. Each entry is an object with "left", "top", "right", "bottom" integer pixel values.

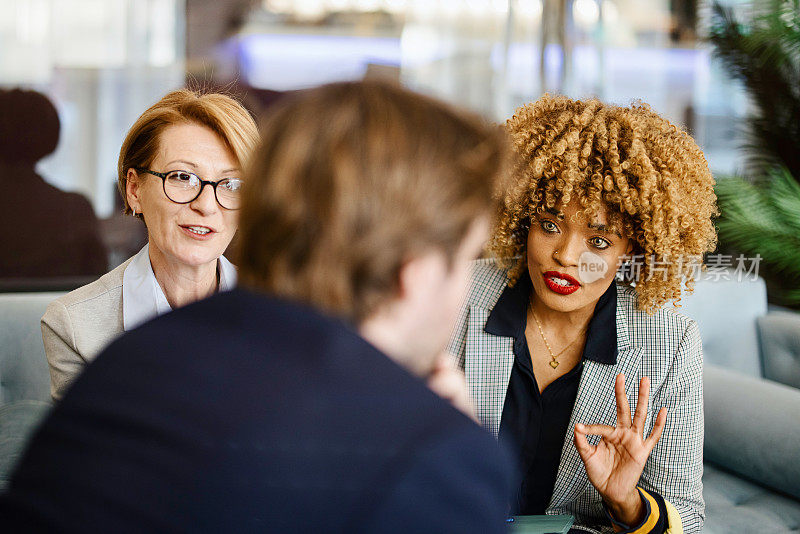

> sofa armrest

[
  {"left": 758, "top": 311, "right": 800, "bottom": 389},
  {"left": 704, "top": 364, "right": 800, "bottom": 500},
  {"left": 0, "top": 400, "right": 51, "bottom": 491}
]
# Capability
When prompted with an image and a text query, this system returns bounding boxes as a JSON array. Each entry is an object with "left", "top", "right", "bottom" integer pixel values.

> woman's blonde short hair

[
  {"left": 493, "top": 95, "right": 718, "bottom": 313},
  {"left": 237, "top": 81, "right": 510, "bottom": 324},
  {"left": 117, "top": 89, "right": 259, "bottom": 215}
]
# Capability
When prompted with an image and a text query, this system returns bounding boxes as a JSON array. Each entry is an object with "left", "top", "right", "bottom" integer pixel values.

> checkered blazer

[{"left": 446, "top": 259, "right": 704, "bottom": 534}]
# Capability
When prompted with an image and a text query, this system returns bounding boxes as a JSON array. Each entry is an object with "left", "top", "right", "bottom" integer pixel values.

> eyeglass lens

[{"left": 164, "top": 171, "right": 241, "bottom": 209}]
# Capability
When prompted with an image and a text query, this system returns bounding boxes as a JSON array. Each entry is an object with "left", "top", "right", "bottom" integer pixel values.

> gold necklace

[{"left": 530, "top": 309, "right": 585, "bottom": 369}]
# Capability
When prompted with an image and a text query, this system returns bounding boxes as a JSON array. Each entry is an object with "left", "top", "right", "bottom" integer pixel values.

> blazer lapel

[
  {"left": 464, "top": 305, "right": 515, "bottom": 437},
  {"left": 547, "top": 296, "right": 646, "bottom": 511}
]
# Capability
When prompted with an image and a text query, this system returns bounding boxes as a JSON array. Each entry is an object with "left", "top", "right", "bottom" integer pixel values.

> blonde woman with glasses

[{"left": 42, "top": 89, "right": 259, "bottom": 401}]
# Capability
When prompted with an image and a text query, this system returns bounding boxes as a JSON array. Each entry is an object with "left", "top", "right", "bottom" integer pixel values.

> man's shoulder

[
  {"left": 119, "top": 287, "right": 506, "bottom": 476},
  {"left": 121, "top": 288, "right": 488, "bottom": 434},
  {"left": 94, "top": 289, "right": 444, "bottom": 411},
  {"left": 124, "top": 288, "right": 369, "bottom": 359},
  {"left": 16, "top": 289, "right": 512, "bottom": 532}
]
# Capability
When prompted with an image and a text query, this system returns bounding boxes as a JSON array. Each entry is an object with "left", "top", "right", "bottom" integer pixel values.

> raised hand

[{"left": 573, "top": 374, "right": 667, "bottom": 529}]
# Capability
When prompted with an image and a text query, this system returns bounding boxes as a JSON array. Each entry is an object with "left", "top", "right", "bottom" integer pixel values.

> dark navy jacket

[{"left": 0, "top": 289, "right": 511, "bottom": 533}]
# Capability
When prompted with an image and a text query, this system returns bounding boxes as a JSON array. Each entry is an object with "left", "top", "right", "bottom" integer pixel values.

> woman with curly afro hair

[{"left": 447, "top": 95, "right": 717, "bottom": 533}]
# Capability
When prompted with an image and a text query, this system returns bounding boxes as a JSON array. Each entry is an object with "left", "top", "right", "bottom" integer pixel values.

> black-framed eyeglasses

[{"left": 136, "top": 168, "right": 242, "bottom": 210}]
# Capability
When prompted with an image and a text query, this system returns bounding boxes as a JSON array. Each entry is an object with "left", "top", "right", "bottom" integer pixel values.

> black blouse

[{"left": 486, "top": 272, "right": 667, "bottom": 533}]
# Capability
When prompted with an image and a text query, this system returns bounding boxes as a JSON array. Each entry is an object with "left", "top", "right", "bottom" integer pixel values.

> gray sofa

[
  {"left": 1, "top": 279, "right": 800, "bottom": 531},
  {"left": 0, "top": 292, "right": 61, "bottom": 490},
  {"left": 673, "top": 275, "right": 800, "bottom": 533}
]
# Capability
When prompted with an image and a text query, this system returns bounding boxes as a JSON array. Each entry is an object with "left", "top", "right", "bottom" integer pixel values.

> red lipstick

[{"left": 543, "top": 271, "right": 581, "bottom": 295}]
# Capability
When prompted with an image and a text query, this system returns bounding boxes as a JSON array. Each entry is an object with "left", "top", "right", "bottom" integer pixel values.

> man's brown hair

[{"left": 237, "top": 81, "right": 509, "bottom": 323}]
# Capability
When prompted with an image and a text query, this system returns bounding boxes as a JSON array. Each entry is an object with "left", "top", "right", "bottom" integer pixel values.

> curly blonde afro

[{"left": 492, "top": 95, "right": 718, "bottom": 313}]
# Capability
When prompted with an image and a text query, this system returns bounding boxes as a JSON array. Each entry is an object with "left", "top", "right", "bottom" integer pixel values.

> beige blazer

[{"left": 41, "top": 258, "right": 132, "bottom": 401}]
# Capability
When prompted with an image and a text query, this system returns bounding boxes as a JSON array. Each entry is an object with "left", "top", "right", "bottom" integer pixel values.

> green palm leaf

[
  {"left": 710, "top": 1, "right": 800, "bottom": 307},
  {"left": 716, "top": 169, "right": 800, "bottom": 305}
]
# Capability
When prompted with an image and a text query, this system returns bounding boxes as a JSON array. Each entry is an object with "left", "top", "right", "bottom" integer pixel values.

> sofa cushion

[
  {"left": 670, "top": 275, "right": 767, "bottom": 377},
  {"left": 0, "top": 292, "right": 63, "bottom": 404},
  {"left": 0, "top": 400, "right": 51, "bottom": 491},
  {"left": 758, "top": 311, "right": 800, "bottom": 389},
  {"left": 704, "top": 364, "right": 800, "bottom": 500},
  {"left": 703, "top": 463, "right": 800, "bottom": 534}
]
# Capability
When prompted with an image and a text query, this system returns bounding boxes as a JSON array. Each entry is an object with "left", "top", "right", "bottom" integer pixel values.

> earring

[
  {"left": 132, "top": 208, "right": 136, "bottom": 217},
  {"left": 554, "top": 250, "right": 559, "bottom": 256}
]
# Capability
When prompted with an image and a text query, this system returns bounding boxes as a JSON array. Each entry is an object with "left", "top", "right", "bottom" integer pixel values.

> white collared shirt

[{"left": 122, "top": 244, "right": 237, "bottom": 331}]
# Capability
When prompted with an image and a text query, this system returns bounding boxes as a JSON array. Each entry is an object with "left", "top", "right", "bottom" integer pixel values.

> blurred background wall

[{"left": 0, "top": 0, "right": 754, "bottom": 289}]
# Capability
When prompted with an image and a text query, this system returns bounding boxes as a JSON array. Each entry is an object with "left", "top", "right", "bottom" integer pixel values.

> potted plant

[{"left": 708, "top": 0, "right": 800, "bottom": 308}]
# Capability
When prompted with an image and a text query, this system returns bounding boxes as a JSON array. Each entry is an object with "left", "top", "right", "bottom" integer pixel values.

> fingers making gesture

[{"left": 574, "top": 374, "right": 667, "bottom": 529}]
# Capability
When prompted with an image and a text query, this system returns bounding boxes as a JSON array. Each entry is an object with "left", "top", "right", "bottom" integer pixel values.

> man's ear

[
  {"left": 126, "top": 168, "right": 141, "bottom": 213},
  {"left": 396, "top": 255, "right": 420, "bottom": 303},
  {"left": 396, "top": 251, "right": 445, "bottom": 305}
]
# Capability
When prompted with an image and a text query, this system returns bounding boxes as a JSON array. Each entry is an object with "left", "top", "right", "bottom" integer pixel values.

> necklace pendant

[{"left": 550, "top": 360, "right": 559, "bottom": 369}]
